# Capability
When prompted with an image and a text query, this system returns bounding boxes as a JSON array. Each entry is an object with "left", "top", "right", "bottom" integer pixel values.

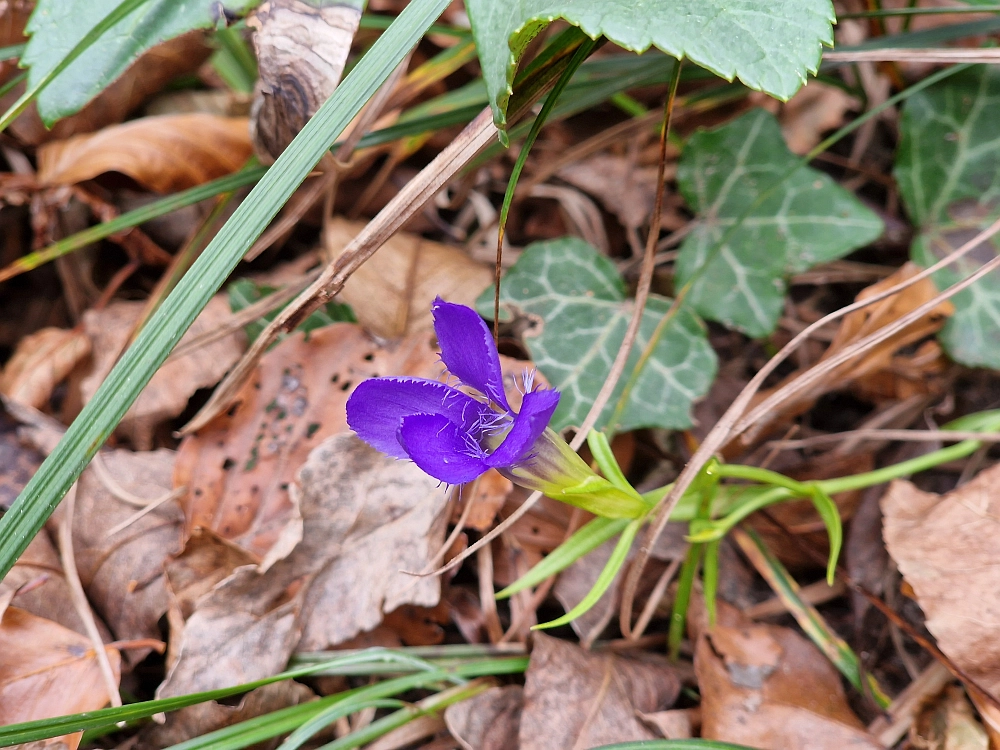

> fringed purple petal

[
  {"left": 398, "top": 413, "right": 489, "bottom": 484},
  {"left": 431, "top": 297, "right": 509, "bottom": 409},
  {"left": 346, "top": 377, "right": 491, "bottom": 459},
  {"left": 484, "top": 388, "right": 560, "bottom": 469}
]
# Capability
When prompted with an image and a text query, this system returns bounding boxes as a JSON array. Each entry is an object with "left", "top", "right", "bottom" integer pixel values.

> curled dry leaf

[
  {"left": 80, "top": 296, "right": 244, "bottom": 450},
  {"left": 63, "top": 447, "right": 182, "bottom": 664},
  {"left": 324, "top": 217, "right": 493, "bottom": 340},
  {"left": 0, "top": 326, "right": 90, "bottom": 410},
  {"left": 0, "top": 603, "right": 121, "bottom": 750},
  {"left": 37, "top": 114, "right": 253, "bottom": 193},
  {"left": 882, "top": 463, "right": 1000, "bottom": 733},
  {"left": 160, "top": 434, "right": 447, "bottom": 696},
  {"left": 174, "top": 322, "right": 440, "bottom": 560},
  {"left": 695, "top": 605, "right": 879, "bottom": 749},
  {"left": 518, "top": 633, "right": 680, "bottom": 749},
  {"left": 248, "top": 0, "right": 362, "bottom": 162},
  {"left": 445, "top": 684, "right": 524, "bottom": 750}
]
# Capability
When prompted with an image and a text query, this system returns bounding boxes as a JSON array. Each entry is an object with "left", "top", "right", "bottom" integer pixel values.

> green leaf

[
  {"left": 478, "top": 237, "right": 717, "bottom": 433},
  {"left": 675, "top": 108, "right": 884, "bottom": 337},
  {"left": 227, "top": 279, "right": 356, "bottom": 344},
  {"left": 895, "top": 65, "right": 1000, "bottom": 368},
  {"left": 465, "top": 0, "right": 835, "bottom": 131},
  {"left": 23, "top": 0, "right": 259, "bottom": 125}
]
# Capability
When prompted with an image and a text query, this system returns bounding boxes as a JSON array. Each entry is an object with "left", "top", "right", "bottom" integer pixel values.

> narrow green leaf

[
  {"left": 533, "top": 517, "right": 642, "bottom": 630},
  {"left": 586, "top": 430, "right": 632, "bottom": 493},
  {"left": 477, "top": 238, "right": 717, "bottom": 432},
  {"left": 0, "top": 0, "right": 452, "bottom": 584}
]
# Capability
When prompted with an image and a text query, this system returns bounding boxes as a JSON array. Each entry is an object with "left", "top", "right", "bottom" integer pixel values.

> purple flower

[{"left": 346, "top": 298, "right": 649, "bottom": 519}]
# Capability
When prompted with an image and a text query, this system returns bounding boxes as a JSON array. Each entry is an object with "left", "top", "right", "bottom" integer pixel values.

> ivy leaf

[
  {"left": 895, "top": 65, "right": 1000, "bottom": 368},
  {"left": 675, "top": 108, "right": 884, "bottom": 338},
  {"left": 476, "top": 237, "right": 717, "bottom": 433},
  {"left": 23, "top": 0, "right": 259, "bottom": 125},
  {"left": 464, "top": 0, "right": 835, "bottom": 131}
]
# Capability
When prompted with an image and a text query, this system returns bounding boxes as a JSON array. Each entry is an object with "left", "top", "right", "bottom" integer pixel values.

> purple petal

[
  {"left": 484, "top": 388, "right": 560, "bottom": 469},
  {"left": 398, "top": 413, "right": 489, "bottom": 484},
  {"left": 346, "top": 377, "right": 492, "bottom": 459},
  {"left": 432, "top": 297, "right": 509, "bottom": 409}
]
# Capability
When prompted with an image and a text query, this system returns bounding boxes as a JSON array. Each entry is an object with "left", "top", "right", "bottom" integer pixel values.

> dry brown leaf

[
  {"left": 882, "top": 464, "right": 1000, "bottom": 730},
  {"left": 37, "top": 114, "right": 252, "bottom": 193},
  {"left": 772, "top": 82, "right": 859, "bottom": 155},
  {"left": 249, "top": 0, "right": 362, "bottom": 161},
  {"left": 444, "top": 685, "right": 523, "bottom": 750},
  {"left": 58, "top": 447, "right": 182, "bottom": 664},
  {"left": 0, "top": 406, "right": 42, "bottom": 509},
  {"left": 911, "top": 685, "right": 988, "bottom": 750},
  {"left": 160, "top": 434, "right": 448, "bottom": 696},
  {"left": 80, "top": 296, "right": 244, "bottom": 450},
  {"left": 695, "top": 609, "right": 879, "bottom": 749},
  {"left": 0, "top": 327, "right": 90, "bottom": 410},
  {"left": 639, "top": 708, "right": 699, "bottom": 739},
  {"left": 518, "top": 633, "right": 679, "bottom": 749},
  {"left": 324, "top": 217, "right": 492, "bottom": 339},
  {"left": 174, "top": 322, "right": 439, "bottom": 560},
  {"left": 557, "top": 153, "right": 660, "bottom": 232},
  {"left": 453, "top": 469, "right": 513, "bottom": 533},
  {"left": 5, "top": 32, "right": 213, "bottom": 146},
  {"left": 0, "top": 604, "right": 121, "bottom": 750}
]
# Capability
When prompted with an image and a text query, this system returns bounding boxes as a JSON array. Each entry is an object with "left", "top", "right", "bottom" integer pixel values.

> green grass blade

[
  {"left": 0, "top": 0, "right": 452, "bottom": 583},
  {"left": 0, "top": 0, "right": 150, "bottom": 131}
]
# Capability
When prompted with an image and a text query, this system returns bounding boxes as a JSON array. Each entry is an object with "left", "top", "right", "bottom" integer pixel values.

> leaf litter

[{"left": 7, "top": 3, "right": 1000, "bottom": 748}]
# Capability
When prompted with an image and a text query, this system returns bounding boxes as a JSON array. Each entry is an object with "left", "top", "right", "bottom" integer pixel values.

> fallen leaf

[
  {"left": 695, "top": 605, "right": 880, "bottom": 749},
  {"left": 557, "top": 153, "right": 660, "bottom": 232},
  {"left": 445, "top": 685, "right": 523, "bottom": 750},
  {"left": 518, "top": 633, "right": 679, "bottom": 749},
  {"left": 639, "top": 708, "right": 699, "bottom": 739},
  {"left": 62, "top": 447, "right": 182, "bottom": 663},
  {"left": 0, "top": 405, "right": 42, "bottom": 509},
  {"left": 882, "top": 464, "right": 1000, "bottom": 728},
  {"left": 37, "top": 114, "right": 252, "bottom": 193},
  {"left": 160, "top": 434, "right": 448, "bottom": 696},
  {"left": 773, "top": 82, "right": 859, "bottom": 155},
  {"left": 80, "top": 296, "right": 244, "bottom": 450},
  {"left": 912, "top": 684, "right": 988, "bottom": 750},
  {"left": 324, "top": 217, "right": 493, "bottom": 339},
  {"left": 453, "top": 469, "right": 513, "bottom": 533},
  {"left": 0, "top": 604, "right": 121, "bottom": 750},
  {"left": 0, "top": 326, "right": 90, "bottom": 410},
  {"left": 174, "top": 322, "right": 439, "bottom": 561}
]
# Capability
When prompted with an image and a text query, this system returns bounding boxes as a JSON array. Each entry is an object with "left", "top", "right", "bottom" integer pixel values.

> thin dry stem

[
  {"left": 477, "top": 541, "right": 504, "bottom": 643},
  {"left": 627, "top": 555, "right": 682, "bottom": 640},
  {"left": 769, "top": 429, "right": 1000, "bottom": 450},
  {"left": 825, "top": 48, "right": 1000, "bottom": 63}
]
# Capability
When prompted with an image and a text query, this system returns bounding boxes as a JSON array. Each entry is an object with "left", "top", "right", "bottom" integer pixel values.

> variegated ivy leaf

[
  {"left": 675, "top": 108, "right": 884, "bottom": 338},
  {"left": 476, "top": 237, "right": 717, "bottom": 433},
  {"left": 895, "top": 65, "right": 1000, "bottom": 368},
  {"left": 465, "top": 0, "right": 835, "bottom": 132}
]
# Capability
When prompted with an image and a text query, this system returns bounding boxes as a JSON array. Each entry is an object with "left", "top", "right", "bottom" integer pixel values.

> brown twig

[{"left": 768, "top": 429, "right": 1000, "bottom": 450}]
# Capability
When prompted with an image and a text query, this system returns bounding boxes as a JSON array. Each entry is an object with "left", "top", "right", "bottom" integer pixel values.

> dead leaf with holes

[
  {"left": 517, "top": 633, "right": 679, "bottom": 749},
  {"left": 159, "top": 434, "right": 447, "bottom": 697},
  {"left": 0, "top": 595, "right": 121, "bottom": 750},
  {"left": 695, "top": 604, "right": 880, "bottom": 749},
  {"left": 80, "top": 296, "right": 244, "bottom": 450},
  {"left": 37, "top": 114, "right": 252, "bottom": 193},
  {"left": 882, "top": 462, "right": 1000, "bottom": 738},
  {"left": 324, "top": 217, "right": 493, "bottom": 339},
  {"left": 0, "top": 327, "right": 90, "bottom": 410}
]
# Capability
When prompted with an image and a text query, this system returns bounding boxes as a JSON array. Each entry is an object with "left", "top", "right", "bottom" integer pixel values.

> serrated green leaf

[
  {"left": 895, "top": 65, "right": 1000, "bottom": 368},
  {"left": 675, "top": 108, "right": 884, "bottom": 337},
  {"left": 465, "top": 0, "right": 835, "bottom": 130},
  {"left": 23, "top": 0, "right": 260, "bottom": 125},
  {"left": 227, "top": 279, "right": 355, "bottom": 344},
  {"left": 477, "top": 237, "right": 717, "bottom": 433}
]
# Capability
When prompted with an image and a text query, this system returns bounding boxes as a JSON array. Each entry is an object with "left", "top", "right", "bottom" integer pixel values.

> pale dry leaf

[
  {"left": 0, "top": 605, "right": 122, "bottom": 750},
  {"left": 174, "top": 323, "right": 440, "bottom": 561},
  {"left": 444, "top": 685, "right": 523, "bottom": 750},
  {"left": 80, "top": 296, "right": 244, "bottom": 450},
  {"left": 638, "top": 708, "right": 698, "bottom": 739},
  {"left": 557, "top": 153, "right": 660, "bottom": 231},
  {"left": 62, "top": 447, "right": 181, "bottom": 663},
  {"left": 882, "top": 464, "right": 1000, "bottom": 717},
  {"left": 518, "top": 633, "right": 680, "bottom": 750},
  {"left": 324, "top": 217, "right": 492, "bottom": 339},
  {"left": 37, "top": 114, "right": 252, "bottom": 193},
  {"left": 912, "top": 684, "right": 988, "bottom": 750},
  {"left": 249, "top": 0, "right": 362, "bottom": 162},
  {"left": 0, "top": 327, "right": 90, "bottom": 410},
  {"left": 160, "top": 434, "right": 448, "bottom": 696},
  {"left": 696, "top": 612, "right": 880, "bottom": 749},
  {"left": 776, "top": 82, "right": 859, "bottom": 155}
]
